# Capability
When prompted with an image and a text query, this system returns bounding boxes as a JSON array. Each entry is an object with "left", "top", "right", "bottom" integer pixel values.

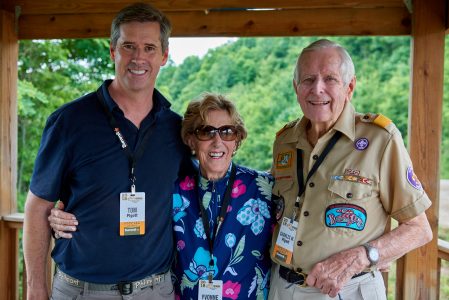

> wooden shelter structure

[{"left": 0, "top": 0, "right": 448, "bottom": 299}]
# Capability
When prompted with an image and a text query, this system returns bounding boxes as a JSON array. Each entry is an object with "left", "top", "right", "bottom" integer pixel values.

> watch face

[{"left": 369, "top": 248, "right": 379, "bottom": 262}]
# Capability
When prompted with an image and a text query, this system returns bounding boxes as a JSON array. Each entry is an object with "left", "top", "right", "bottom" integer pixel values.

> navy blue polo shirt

[{"left": 30, "top": 80, "right": 188, "bottom": 283}]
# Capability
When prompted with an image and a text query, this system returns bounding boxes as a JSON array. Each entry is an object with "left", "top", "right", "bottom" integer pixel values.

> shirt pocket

[
  {"left": 327, "top": 177, "right": 373, "bottom": 203},
  {"left": 324, "top": 177, "right": 375, "bottom": 235},
  {"left": 273, "top": 177, "right": 294, "bottom": 196}
]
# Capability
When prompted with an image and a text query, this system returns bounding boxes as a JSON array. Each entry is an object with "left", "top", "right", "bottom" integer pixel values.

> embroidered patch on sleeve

[
  {"left": 276, "top": 151, "right": 293, "bottom": 169},
  {"left": 406, "top": 166, "right": 423, "bottom": 190},
  {"left": 325, "top": 204, "right": 367, "bottom": 231}
]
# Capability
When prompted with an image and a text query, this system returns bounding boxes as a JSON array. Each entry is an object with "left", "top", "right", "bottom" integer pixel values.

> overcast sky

[{"left": 168, "top": 37, "right": 236, "bottom": 65}]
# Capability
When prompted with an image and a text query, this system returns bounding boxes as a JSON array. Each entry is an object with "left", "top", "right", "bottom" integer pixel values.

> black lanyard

[
  {"left": 96, "top": 88, "right": 156, "bottom": 193},
  {"left": 197, "top": 164, "right": 237, "bottom": 282},
  {"left": 295, "top": 131, "right": 342, "bottom": 214}
]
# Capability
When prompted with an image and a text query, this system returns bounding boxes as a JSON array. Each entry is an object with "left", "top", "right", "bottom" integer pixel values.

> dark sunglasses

[{"left": 193, "top": 125, "right": 238, "bottom": 141}]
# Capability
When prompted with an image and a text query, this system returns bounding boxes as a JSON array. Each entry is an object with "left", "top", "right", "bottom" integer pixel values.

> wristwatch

[{"left": 362, "top": 243, "right": 379, "bottom": 268}]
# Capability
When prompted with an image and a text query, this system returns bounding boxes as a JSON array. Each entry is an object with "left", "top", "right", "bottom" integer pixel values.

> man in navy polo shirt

[{"left": 23, "top": 3, "right": 188, "bottom": 299}]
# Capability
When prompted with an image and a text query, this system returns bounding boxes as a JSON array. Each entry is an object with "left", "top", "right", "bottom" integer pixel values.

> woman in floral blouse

[
  {"left": 48, "top": 93, "right": 274, "bottom": 300},
  {"left": 174, "top": 93, "right": 273, "bottom": 300}
]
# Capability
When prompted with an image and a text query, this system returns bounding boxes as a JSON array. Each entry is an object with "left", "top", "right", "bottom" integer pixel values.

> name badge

[
  {"left": 120, "top": 192, "right": 145, "bottom": 236},
  {"left": 198, "top": 280, "right": 223, "bottom": 300},
  {"left": 272, "top": 217, "right": 298, "bottom": 264}
]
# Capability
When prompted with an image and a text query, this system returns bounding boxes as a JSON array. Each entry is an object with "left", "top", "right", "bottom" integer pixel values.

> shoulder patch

[
  {"left": 276, "top": 119, "right": 298, "bottom": 137},
  {"left": 359, "top": 113, "right": 394, "bottom": 133},
  {"left": 373, "top": 114, "right": 392, "bottom": 129}
]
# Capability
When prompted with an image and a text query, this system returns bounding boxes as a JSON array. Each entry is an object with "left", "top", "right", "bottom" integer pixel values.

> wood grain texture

[
  {"left": 5, "top": 0, "right": 406, "bottom": 14},
  {"left": 0, "top": 10, "right": 18, "bottom": 300},
  {"left": 18, "top": 7, "right": 411, "bottom": 39},
  {"left": 396, "top": 0, "right": 446, "bottom": 299}
]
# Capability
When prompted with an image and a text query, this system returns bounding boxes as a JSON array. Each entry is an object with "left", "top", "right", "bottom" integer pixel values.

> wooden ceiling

[{"left": 1, "top": 0, "right": 448, "bottom": 39}]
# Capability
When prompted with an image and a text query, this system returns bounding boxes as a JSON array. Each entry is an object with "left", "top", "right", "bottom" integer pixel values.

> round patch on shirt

[
  {"left": 354, "top": 138, "right": 369, "bottom": 151},
  {"left": 406, "top": 166, "right": 423, "bottom": 190}
]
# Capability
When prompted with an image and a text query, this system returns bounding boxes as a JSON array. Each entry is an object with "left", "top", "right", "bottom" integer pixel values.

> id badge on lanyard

[
  {"left": 95, "top": 88, "right": 154, "bottom": 237},
  {"left": 120, "top": 191, "right": 145, "bottom": 236},
  {"left": 198, "top": 280, "right": 223, "bottom": 300},
  {"left": 272, "top": 217, "right": 298, "bottom": 264}
]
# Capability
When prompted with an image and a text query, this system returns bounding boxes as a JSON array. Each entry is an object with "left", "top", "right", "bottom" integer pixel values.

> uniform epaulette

[
  {"left": 276, "top": 119, "right": 298, "bottom": 137},
  {"left": 359, "top": 113, "right": 394, "bottom": 133}
]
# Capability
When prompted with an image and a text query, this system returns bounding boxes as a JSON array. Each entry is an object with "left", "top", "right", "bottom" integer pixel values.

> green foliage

[
  {"left": 17, "top": 36, "right": 449, "bottom": 214},
  {"left": 17, "top": 39, "right": 111, "bottom": 200}
]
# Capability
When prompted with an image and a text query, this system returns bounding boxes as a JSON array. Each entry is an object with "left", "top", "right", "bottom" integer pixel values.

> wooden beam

[
  {"left": 0, "top": 9, "right": 18, "bottom": 300},
  {"left": 396, "top": 0, "right": 445, "bottom": 299},
  {"left": 8, "top": 0, "right": 406, "bottom": 15},
  {"left": 18, "top": 7, "right": 411, "bottom": 39}
]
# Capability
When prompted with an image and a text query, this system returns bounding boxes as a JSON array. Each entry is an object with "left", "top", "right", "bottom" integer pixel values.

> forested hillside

[{"left": 17, "top": 36, "right": 449, "bottom": 210}]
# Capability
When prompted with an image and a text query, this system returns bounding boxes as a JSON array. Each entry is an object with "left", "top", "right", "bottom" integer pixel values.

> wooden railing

[
  {"left": 1, "top": 213, "right": 52, "bottom": 300},
  {"left": 3, "top": 213, "right": 449, "bottom": 299}
]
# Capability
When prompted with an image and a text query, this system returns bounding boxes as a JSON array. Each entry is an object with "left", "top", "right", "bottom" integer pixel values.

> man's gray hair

[
  {"left": 293, "top": 39, "right": 355, "bottom": 86},
  {"left": 111, "top": 2, "right": 171, "bottom": 53}
]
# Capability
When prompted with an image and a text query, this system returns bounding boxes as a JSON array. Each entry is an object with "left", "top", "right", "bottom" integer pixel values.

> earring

[
  {"left": 191, "top": 149, "right": 196, "bottom": 156},
  {"left": 232, "top": 150, "right": 237, "bottom": 156}
]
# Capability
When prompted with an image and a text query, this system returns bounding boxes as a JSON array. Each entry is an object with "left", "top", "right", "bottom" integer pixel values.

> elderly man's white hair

[{"left": 293, "top": 39, "right": 355, "bottom": 86}]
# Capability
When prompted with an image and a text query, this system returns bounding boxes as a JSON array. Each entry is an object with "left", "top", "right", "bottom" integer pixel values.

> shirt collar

[
  {"left": 280, "top": 102, "right": 356, "bottom": 145},
  {"left": 100, "top": 79, "right": 172, "bottom": 114},
  {"left": 332, "top": 102, "right": 356, "bottom": 142}
]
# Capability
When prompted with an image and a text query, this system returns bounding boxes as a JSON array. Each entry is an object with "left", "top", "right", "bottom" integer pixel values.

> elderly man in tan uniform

[{"left": 268, "top": 39, "right": 433, "bottom": 300}]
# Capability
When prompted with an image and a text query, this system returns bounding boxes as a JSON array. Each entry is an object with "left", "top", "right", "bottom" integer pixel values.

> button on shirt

[
  {"left": 270, "top": 103, "right": 431, "bottom": 273},
  {"left": 30, "top": 80, "right": 188, "bottom": 283}
]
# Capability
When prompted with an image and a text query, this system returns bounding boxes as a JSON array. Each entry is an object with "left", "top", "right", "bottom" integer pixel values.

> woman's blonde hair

[{"left": 181, "top": 93, "right": 247, "bottom": 150}]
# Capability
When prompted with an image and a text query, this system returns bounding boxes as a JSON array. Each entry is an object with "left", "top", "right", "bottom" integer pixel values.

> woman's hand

[{"left": 48, "top": 201, "right": 78, "bottom": 239}]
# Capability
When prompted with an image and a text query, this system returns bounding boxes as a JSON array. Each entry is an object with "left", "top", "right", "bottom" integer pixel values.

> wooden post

[
  {"left": 0, "top": 8, "right": 19, "bottom": 300},
  {"left": 396, "top": 0, "right": 445, "bottom": 299}
]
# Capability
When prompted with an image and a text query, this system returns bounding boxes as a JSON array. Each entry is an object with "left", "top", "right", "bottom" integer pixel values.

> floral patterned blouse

[{"left": 172, "top": 163, "right": 274, "bottom": 300}]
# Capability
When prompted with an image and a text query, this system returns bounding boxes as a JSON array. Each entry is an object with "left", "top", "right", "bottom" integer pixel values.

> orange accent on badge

[
  {"left": 120, "top": 221, "right": 145, "bottom": 236},
  {"left": 276, "top": 151, "right": 293, "bottom": 169},
  {"left": 272, "top": 245, "right": 293, "bottom": 264}
]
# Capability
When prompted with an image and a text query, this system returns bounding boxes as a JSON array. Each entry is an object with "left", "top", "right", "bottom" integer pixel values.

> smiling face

[
  {"left": 294, "top": 47, "right": 355, "bottom": 133},
  {"left": 187, "top": 110, "right": 238, "bottom": 180},
  {"left": 110, "top": 21, "right": 168, "bottom": 94}
]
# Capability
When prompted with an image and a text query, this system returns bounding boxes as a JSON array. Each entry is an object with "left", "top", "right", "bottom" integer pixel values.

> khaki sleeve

[{"left": 379, "top": 130, "right": 431, "bottom": 222}]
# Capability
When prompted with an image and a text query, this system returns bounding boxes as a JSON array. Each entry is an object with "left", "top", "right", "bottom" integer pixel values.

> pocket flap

[{"left": 328, "top": 177, "right": 372, "bottom": 200}]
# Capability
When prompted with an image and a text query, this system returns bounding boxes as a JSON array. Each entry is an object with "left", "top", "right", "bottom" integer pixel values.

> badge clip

[{"left": 131, "top": 184, "right": 136, "bottom": 194}]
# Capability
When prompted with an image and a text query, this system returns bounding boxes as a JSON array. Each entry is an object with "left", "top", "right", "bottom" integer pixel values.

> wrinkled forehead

[{"left": 299, "top": 48, "right": 342, "bottom": 76}]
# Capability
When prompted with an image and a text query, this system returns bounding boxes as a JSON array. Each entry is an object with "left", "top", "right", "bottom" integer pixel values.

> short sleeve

[
  {"left": 29, "top": 113, "right": 70, "bottom": 202},
  {"left": 379, "top": 130, "right": 431, "bottom": 221}
]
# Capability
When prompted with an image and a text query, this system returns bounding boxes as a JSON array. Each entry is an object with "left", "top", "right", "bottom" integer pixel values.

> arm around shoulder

[{"left": 23, "top": 191, "right": 56, "bottom": 300}]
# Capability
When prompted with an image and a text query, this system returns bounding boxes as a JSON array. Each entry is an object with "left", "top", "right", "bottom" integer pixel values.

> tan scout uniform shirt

[{"left": 270, "top": 102, "right": 431, "bottom": 274}]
